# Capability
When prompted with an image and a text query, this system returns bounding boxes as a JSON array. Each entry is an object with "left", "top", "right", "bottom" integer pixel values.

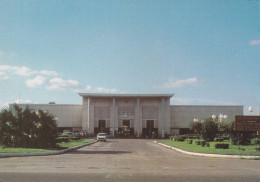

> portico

[{"left": 79, "top": 93, "right": 173, "bottom": 137}]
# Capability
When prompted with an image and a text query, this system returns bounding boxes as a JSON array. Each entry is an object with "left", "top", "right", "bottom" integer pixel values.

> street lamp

[
  {"left": 212, "top": 114, "right": 227, "bottom": 122},
  {"left": 193, "top": 118, "right": 199, "bottom": 122},
  {"left": 248, "top": 106, "right": 254, "bottom": 113}
]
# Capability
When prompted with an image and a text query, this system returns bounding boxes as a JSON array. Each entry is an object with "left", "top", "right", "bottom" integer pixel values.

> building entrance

[
  {"left": 142, "top": 120, "right": 158, "bottom": 138},
  {"left": 94, "top": 120, "right": 110, "bottom": 135},
  {"left": 118, "top": 120, "right": 134, "bottom": 137}
]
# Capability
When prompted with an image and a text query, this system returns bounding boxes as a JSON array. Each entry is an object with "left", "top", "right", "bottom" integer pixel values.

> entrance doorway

[
  {"left": 142, "top": 120, "right": 158, "bottom": 138},
  {"left": 94, "top": 120, "right": 109, "bottom": 135},
  {"left": 118, "top": 120, "right": 134, "bottom": 137}
]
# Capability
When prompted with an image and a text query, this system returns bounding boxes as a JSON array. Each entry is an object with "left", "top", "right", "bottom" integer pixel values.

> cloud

[
  {"left": 157, "top": 77, "right": 199, "bottom": 89},
  {"left": 0, "top": 65, "right": 59, "bottom": 78},
  {"left": 0, "top": 64, "right": 121, "bottom": 94},
  {"left": 73, "top": 85, "right": 120, "bottom": 94},
  {"left": 26, "top": 75, "right": 47, "bottom": 87},
  {"left": 14, "top": 66, "right": 36, "bottom": 76},
  {"left": 46, "top": 77, "right": 80, "bottom": 90},
  {"left": 95, "top": 87, "right": 120, "bottom": 93},
  {"left": 0, "top": 71, "right": 9, "bottom": 80},
  {"left": 249, "top": 39, "right": 260, "bottom": 46},
  {"left": 39, "top": 70, "right": 58, "bottom": 76}
]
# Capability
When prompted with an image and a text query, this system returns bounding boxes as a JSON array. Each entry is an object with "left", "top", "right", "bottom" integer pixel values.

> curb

[
  {"left": 154, "top": 141, "right": 260, "bottom": 160},
  {"left": 0, "top": 140, "right": 97, "bottom": 158}
]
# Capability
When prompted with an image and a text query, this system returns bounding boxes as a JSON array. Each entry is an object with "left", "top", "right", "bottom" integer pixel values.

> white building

[{"left": 11, "top": 93, "right": 243, "bottom": 137}]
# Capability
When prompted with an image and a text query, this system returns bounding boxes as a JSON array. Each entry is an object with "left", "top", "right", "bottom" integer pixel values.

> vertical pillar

[
  {"left": 112, "top": 97, "right": 116, "bottom": 136},
  {"left": 87, "top": 97, "right": 91, "bottom": 134},
  {"left": 137, "top": 97, "right": 140, "bottom": 137},
  {"left": 161, "top": 97, "right": 165, "bottom": 138}
]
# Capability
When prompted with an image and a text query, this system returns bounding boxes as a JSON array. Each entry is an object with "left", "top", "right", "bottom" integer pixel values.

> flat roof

[{"left": 78, "top": 93, "right": 174, "bottom": 98}]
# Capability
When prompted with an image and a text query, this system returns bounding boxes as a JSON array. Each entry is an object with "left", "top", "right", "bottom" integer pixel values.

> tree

[
  {"left": 35, "top": 110, "right": 58, "bottom": 148},
  {"left": 0, "top": 104, "right": 58, "bottom": 148},
  {"left": 190, "top": 121, "right": 202, "bottom": 135},
  {"left": 201, "top": 118, "right": 218, "bottom": 141}
]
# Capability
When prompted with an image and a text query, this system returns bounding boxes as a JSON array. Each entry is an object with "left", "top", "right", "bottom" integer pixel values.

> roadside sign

[{"left": 234, "top": 115, "right": 260, "bottom": 131}]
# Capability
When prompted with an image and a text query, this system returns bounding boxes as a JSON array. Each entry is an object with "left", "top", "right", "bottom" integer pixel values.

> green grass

[
  {"left": 58, "top": 139, "right": 95, "bottom": 148},
  {"left": 158, "top": 140, "right": 260, "bottom": 156},
  {"left": 0, "top": 147, "right": 52, "bottom": 153},
  {"left": 0, "top": 139, "right": 95, "bottom": 153}
]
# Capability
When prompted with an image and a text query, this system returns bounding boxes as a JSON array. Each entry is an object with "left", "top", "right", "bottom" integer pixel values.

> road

[{"left": 0, "top": 139, "right": 260, "bottom": 182}]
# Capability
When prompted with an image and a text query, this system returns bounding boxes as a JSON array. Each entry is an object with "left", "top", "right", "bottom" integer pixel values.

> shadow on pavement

[{"left": 69, "top": 150, "right": 131, "bottom": 155}]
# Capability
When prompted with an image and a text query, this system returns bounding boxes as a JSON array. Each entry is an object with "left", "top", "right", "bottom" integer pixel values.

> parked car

[{"left": 97, "top": 133, "right": 107, "bottom": 142}]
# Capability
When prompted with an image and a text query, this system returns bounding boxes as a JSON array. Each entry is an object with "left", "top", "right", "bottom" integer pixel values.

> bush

[
  {"left": 251, "top": 138, "right": 260, "bottom": 145},
  {"left": 201, "top": 118, "right": 218, "bottom": 141},
  {"left": 214, "top": 143, "right": 229, "bottom": 149},
  {"left": 71, "top": 136, "right": 80, "bottom": 141},
  {"left": 173, "top": 135, "right": 186, "bottom": 142},
  {"left": 186, "top": 139, "right": 193, "bottom": 144},
  {"left": 195, "top": 140, "right": 206, "bottom": 146},
  {"left": 56, "top": 137, "right": 69, "bottom": 143},
  {"left": 215, "top": 138, "right": 224, "bottom": 142}
]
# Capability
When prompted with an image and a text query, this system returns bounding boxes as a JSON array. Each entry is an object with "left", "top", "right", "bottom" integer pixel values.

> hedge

[{"left": 214, "top": 143, "right": 229, "bottom": 149}]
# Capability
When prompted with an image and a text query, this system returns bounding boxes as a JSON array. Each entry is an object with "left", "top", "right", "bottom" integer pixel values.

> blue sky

[{"left": 0, "top": 0, "right": 259, "bottom": 115}]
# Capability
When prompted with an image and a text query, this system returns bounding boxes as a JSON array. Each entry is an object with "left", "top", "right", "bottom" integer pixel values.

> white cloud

[
  {"left": 95, "top": 87, "right": 120, "bottom": 93},
  {"left": 0, "top": 71, "right": 9, "bottom": 80},
  {"left": 39, "top": 70, "right": 58, "bottom": 76},
  {"left": 46, "top": 77, "right": 80, "bottom": 90},
  {"left": 249, "top": 39, "right": 260, "bottom": 46},
  {"left": 0, "top": 65, "right": 59, "bottom": 79},
  {"left": 158, "top": 77, "right": 198, "bottom": 89},
  {"left": 14, "top": 66, "right": 36, "bottom": 76},
  {"left": 0, "top": 64, "right": 121, "bottom": 94},
  {"left": 26, "top": 75, "right": 47, "bottom": 87}
]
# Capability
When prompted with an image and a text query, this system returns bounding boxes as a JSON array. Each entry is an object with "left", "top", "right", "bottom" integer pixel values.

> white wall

[
  {"left": 170, "top": 105, "right": 243, "bottom": 129},
  {"left": 10, "top": 104, "right": 82, "bottom": 128}
]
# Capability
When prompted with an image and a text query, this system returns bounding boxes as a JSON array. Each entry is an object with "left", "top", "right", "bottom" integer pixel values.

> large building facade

[{"left": 12, "top": 93, "right": 243, "bottom": 137}]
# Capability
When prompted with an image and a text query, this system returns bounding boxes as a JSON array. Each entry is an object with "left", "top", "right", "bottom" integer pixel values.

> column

[
  {"left": 87, "top": 97, "right": 91, "bottom": 134},
  {"left": 161, "top": 97, "right": 165, "bottom": 138},
  {"left": 112, "top": 97, "right": 116, "bottom": 136},
  {"left": 137, "top": 97, "right": 140, "bottom": 137}
]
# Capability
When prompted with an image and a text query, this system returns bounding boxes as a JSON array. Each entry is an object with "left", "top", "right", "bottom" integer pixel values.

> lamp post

[
  {"left": 212, "top": 114, "right": 227, "bottom": 122},
  {"left": 193, "top": 118, "right": 199, "bottom": 122}
]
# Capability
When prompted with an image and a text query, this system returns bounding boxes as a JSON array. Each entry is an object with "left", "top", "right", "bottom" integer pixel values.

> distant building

[{"left": 10, "top": 93, "right": 243, "bottom": 137}]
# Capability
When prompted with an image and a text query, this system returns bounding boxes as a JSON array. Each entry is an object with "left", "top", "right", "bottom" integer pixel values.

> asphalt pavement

[{"left": 0, "top": 139, "right": 259, "bottom": 182}]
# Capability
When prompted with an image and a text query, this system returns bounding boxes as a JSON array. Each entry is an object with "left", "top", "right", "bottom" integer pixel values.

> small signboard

[{"left": 234, "top": 115, "right": 260, "bottom": 131}]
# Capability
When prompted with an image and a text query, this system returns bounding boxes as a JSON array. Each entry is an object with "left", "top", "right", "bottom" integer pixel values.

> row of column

[{"left": 86, "top": 97, "right": 166, "bottom": 137}]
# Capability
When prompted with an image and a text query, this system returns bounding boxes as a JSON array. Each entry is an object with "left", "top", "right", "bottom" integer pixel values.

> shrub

[
  {"left": 186, "top": 139, "right": 193, "bottom": 144},
  {"left": 71, "top": 136, "right": 80, "bottom": 141},
  {"left": 214, "top": 143, "right": 229, "bottom": 149},
  {"left": 195, "top": 140, "right": 206, "bottom": 146},
  {"left": 215, "top": 138, "right": 224, "bottom": 142},
  {"left": 190, "top": 121, "right": 202, "bottom": 135},
  {"left": 201, "top": 118, "right": 218, "bottom": 141},
  {"left": 173, "top": 135, "right": 186, "bottom": 142},
  {"left": 251, "top": 138, "right": 260, "bottom": 145},
  {"left": 56, "top": 137, "right": 69, "bottom": 143}
]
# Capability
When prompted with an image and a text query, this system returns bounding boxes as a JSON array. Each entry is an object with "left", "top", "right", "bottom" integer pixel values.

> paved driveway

[{"left": 0, "top": 139, "right": 260, "bottom": 182}]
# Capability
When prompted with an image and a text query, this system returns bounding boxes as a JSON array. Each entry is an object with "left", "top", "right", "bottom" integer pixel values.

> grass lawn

[
  {"left": 58, "top": 139, "right": 95, "bottom": 148},
  {"left": 0, "top": 139, "right": 95, "bottom": 153},
  {"left": 158, "top": 140, "right": 260, "bottom": 156}
]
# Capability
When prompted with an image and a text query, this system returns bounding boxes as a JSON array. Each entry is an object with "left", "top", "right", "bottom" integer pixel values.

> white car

[{"left": 97, "top": 133, "right": 107, "bottom": 142}]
